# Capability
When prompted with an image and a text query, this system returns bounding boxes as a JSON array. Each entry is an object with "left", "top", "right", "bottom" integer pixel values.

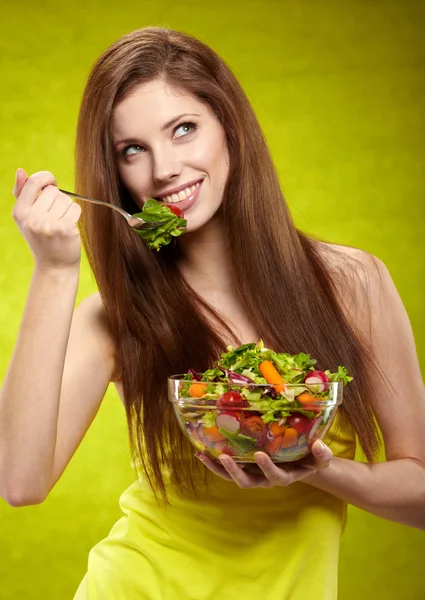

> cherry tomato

[
  {"left": 287, "top": 413, "right": 310, "bottom": 433},
  {"left": 167, "top": 205, "right": 184, "bottom": 217},
  {"left": 240, "top": 415, "right": 267, "bottom": 445},
  {"left": 216, "top": 390, "right": 244, "bottom": 408}
]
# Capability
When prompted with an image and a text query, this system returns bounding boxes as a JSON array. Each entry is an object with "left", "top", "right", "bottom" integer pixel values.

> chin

[
  {"left": 182, "top": 219, "right": 207, "bottom": 235},
  {"left": 184, "top": 205, "right": 222, "bottom": 234}
]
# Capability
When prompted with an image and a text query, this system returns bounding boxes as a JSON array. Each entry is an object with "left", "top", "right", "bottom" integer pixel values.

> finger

[
  {"left": 13, "top": 184, "right": 56, "bottom": 225},
  {"left": 13, "top": 168, "right": 29, "bottom": 199},
  {"left": 253, "top": 452, "right": 295, "bottom": 486},
  {"left": 15, "top": 171, "right": 57, "bottom": 208},
  {"left": 196, "top": 454, "right": 233, "bottom": 481},
  {"left": 218, "top": 454, "right": 270, "bottom": 488},
  {"left": 27, "top": 185, "right": 60, "bottom": 217},
  {"left": 46, "top": 192, "right": 74, "bottom": 219},
  {"left": 61, "top": 200, "right": 82, "bottom": 223},
  {"left": 309, "top": 440, "right": 333, "bottom": 469}
]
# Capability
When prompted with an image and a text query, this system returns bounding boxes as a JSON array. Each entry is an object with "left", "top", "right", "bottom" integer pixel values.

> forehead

[{"left": 112, "top": 80, "right": 204, "bottom": 137}]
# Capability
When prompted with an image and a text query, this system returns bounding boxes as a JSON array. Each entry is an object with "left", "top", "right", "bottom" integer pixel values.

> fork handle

[
  {"left": 59, "top": 189, "right": 98, "bottom": 203},
  {"left": 58, "top": 188, "right": 170, "bottom": 230},
  {"left": 58, "top": 188, "right": 132, "bottom": 220}
]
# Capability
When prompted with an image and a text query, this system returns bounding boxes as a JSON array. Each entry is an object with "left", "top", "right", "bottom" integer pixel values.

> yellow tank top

[{"left": 74, "top": 413, "right": 356, "bottom": 600}]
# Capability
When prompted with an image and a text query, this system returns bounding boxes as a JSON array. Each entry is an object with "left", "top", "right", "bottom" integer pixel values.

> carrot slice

[
  {"left": 297, "top": 392, "right": 316, "bottom": 405},
  {"left": 264, "top": 435, "right": 283, "bottom": 456},
  {"left": 202, "top": 425, "right": 226, "bottom": 442},
  {"left": 269, "top": 421, "right": 287, "bottom": 437},
  {"left": 259, "top": 361, "right": 286, "bottom": 393},
  {"left": 281, "top": 427, "right": 298, "bottom": 448},
  {"left": 297, "top": 392, "right": 321, "bottom": 413},
  {"left": 189, "top": 383, "right": 208, "bottom": 398}
]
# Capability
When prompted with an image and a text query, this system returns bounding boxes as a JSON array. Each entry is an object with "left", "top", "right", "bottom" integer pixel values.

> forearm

[
  {"left": 304, "top": 456, "right": 425, "bottom": 530},
  {"left": 0, "top": 265, "right": 79, "bottom": 501}
]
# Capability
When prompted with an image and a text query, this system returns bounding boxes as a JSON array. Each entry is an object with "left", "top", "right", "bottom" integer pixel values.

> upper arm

[
  {"left": 334, "top": 247, "right": 425, "bottom": 465},
  {"left": 49, "top": 293, "right": 119, "bottom": 493}
]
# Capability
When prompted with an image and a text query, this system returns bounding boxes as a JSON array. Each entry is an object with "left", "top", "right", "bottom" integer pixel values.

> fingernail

[{"left": 316, "top": 441, "right": 326, "bottom": 454}]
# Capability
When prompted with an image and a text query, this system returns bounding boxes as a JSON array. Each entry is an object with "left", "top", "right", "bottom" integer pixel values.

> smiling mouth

[{"left": 153, "top": 180, "right": 203, "bottom": 204}]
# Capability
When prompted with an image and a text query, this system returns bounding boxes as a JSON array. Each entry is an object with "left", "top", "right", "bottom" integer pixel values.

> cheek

[
  {"left": 119, "top": 165, "right": 150, "bottom": 204},
  {"left": 189, "top": 135, "right": 229, "bottom": 180},
  {"left": 212, "top": 148, "right": 230, "bottom": 196}
]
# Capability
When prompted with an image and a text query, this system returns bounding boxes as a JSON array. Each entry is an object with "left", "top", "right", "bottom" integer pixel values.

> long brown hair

[{"left": 75, "top": 27, "right": 381, "bottom": 504}]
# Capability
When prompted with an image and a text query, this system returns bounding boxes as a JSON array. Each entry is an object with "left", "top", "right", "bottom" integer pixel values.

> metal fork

[{"left": 59, "top": 188, "right": 171, "bottom": 231}]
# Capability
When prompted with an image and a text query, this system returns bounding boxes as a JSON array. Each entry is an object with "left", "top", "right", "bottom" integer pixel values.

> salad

[
  {"left": 133, "top": 200, "right": 187, "bottom": 250},
  {"left": 173, "top": 340, "right": 352, "bottom": 462}
]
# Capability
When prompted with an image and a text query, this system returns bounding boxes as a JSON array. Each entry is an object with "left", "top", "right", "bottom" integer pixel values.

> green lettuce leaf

[
  {"left": 325, "top": 366, "right": 353, "bottom": 385},
  {"left": 200, "top": 411, "right": 217, "bottom": 428},
  {"left": 218, "top": 341, "right": 265, "bottom": 372},
  {"left": 240, "top": 388, "right": 263, "bottom": 402},
  {"left": 218, "top": 429, "right": 257, "bottom": 453},
  {"left": 201, "top": 368, "right": 224, "bottom": 382},
  {"left": 133, "top": 200, "right": 187, "bottom": 251}
]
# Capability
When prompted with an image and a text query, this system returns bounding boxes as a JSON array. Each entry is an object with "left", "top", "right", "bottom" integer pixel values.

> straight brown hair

[{"left": 75, "top": 27, "right": 381, "bottom": 504}]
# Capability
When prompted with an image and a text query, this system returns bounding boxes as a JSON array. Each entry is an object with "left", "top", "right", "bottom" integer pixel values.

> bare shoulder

[
  {"left": 316, "top": 241, "right": 418, "bottom": 365},
  {"left": 317, "top": 241, "right": 381, "bottom": 274},
  {"left": 315, "top": 241, "right": 396, "bottom": 328},
  {"left": 317, "top": 241, "right": 389, "bottom": 293},
  {"left": 73, "top": 292, "right": 120, "bottom": 382}
]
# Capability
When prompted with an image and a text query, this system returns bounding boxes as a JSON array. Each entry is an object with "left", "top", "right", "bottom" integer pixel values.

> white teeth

[{"left": 161, "top": 181, "right": 201, "bottom": 203}]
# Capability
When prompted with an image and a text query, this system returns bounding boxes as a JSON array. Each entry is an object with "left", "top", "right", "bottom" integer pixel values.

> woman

[{"left": 1, "top": 27, "right": 424, "bottom": 599}]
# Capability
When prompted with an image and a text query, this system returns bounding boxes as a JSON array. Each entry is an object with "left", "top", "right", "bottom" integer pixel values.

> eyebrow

[{"left": 114, "top": 113, "right": 201, "bottom": 147}]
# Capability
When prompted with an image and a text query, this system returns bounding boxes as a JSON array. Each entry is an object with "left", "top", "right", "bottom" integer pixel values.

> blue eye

[
  {"left": 174, "top": 122, "right": 197, "bottom": 138},
  {"left": 121, "top": 144, "right": 145, "bottom": 158}
]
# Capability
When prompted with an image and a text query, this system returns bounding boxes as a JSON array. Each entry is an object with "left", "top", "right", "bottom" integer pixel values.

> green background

[{"left": 1, "top": 0, "right": 424, "bottom": 598}]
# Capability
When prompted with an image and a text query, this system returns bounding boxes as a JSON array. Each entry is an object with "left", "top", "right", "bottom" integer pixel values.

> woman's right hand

[{"left": 12, "top": 169, "right": 82, "bottom": 269}]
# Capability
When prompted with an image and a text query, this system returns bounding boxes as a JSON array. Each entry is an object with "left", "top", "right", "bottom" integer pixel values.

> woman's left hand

[{"left": 196, "top": 439, "right": 332, "bottom": 488}]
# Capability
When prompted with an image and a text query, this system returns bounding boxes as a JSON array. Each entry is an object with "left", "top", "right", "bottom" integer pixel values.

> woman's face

[{"left": 112, "top": 79, "right": 230, "bottom": 233}]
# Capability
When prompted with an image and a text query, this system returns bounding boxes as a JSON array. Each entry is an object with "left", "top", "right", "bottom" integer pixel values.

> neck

[{"left": 177, "top": 215, "right": 234, "bottom": 293}]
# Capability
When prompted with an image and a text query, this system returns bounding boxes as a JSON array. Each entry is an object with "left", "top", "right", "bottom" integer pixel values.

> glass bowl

[{"left": 168, "top": 377, "right": 343, "bottom": 463}]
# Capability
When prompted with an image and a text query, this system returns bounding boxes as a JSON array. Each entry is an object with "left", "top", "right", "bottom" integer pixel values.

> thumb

[
  {"left": 13, "top": 167, "right": 29, "bottom": 199},
  {"left": 311, "top": 439, "right": 333, "bottom": 468}
]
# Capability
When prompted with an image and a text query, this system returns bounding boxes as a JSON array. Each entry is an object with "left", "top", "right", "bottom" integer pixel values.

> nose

[{"left": 151, "top": 146, "right": 180, "bottom": 185}]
